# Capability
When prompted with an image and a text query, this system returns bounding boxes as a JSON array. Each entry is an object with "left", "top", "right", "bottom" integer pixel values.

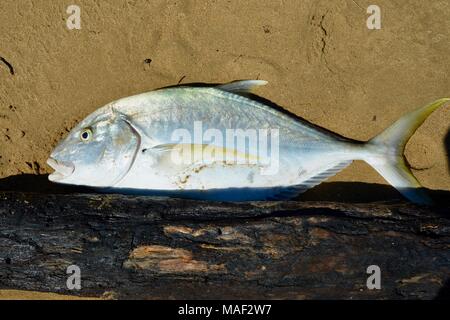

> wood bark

[{"left": 0, "top": 191, "right": 449, "bottom": 299}]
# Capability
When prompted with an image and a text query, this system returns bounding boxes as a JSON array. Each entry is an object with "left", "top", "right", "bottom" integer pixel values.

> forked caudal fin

[{"left": 364, "top": 98, "right": 450, "bottom": 205}]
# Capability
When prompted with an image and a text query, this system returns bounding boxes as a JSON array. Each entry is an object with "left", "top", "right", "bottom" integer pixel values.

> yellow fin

[{"left": 366, "top": 98, "right": 450, "bottom": 205}]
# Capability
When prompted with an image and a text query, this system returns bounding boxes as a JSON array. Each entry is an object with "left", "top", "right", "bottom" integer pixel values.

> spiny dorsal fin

[{"left": 217, "top": 80, "right": 268, "bottom": 94}]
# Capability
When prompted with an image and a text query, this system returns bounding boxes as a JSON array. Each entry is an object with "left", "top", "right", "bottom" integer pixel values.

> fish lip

[{"left": 47, "top": 157, "right": 75, "bottom": 181}]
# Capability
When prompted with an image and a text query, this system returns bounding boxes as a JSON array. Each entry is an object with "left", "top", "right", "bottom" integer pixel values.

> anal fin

[{"left": 266, "top": 160, "right": 353, "bottom": 200}]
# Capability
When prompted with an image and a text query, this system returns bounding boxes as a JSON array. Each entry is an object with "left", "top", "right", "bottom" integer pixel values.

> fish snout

[{"left": 47, "top": 157, "right": 75, "bottom": 181}]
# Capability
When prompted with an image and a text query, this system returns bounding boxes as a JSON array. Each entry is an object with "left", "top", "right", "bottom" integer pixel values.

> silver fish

[{"left": 47, "top": 80, "right": 449, "bottom": 203}]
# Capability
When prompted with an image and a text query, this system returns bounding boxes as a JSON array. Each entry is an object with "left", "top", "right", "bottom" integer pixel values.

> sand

[
  {"left": 0, "top": 0, "right": 449, "bottom": 299},
  {"left": 0, "top": 289, "right": 100, "bottom": 300}
]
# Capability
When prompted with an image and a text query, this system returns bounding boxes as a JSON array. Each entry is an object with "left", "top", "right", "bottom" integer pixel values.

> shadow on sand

[
  {"left": 446, "top": 129, "right": 450, "bottom": 173},
  {"left": 0, "top": 173, "right": 449, "bottom": 206}
]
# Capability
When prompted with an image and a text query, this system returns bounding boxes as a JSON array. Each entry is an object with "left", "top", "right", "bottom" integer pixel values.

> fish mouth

[{"left": 47, "top": 157, "right": 75, "bottom": 182}]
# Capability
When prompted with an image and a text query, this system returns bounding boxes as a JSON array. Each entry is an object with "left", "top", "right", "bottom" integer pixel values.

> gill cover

[{"left": 106, "top": 110, "right": 141, "bottom": 186}]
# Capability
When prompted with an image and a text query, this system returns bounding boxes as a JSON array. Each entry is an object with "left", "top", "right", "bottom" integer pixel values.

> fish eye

[{"left": 80, "top": 128, "right": 93, "bottom": 142}]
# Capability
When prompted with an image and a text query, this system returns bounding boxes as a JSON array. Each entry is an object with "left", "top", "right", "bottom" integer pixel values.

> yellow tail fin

[{"left": 365, "top": 98, "right": 450, "bottom": 205}]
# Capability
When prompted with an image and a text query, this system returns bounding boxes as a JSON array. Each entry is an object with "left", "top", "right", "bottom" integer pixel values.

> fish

[{"left": 47, "top": 80, "right": 450, "bottom": 204}]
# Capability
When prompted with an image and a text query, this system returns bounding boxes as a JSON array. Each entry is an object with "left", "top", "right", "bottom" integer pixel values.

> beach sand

[
  {"left": 0, "top": 0, "right": 449, "bottom": 299},
  {"left": 0, "top": 289, "right": 100, "bottom": 300}
]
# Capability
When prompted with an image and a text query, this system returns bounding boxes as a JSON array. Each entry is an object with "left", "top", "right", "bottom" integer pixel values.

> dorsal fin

[{"left": 217, "top": 80, "right": 268, "bottom": 93}]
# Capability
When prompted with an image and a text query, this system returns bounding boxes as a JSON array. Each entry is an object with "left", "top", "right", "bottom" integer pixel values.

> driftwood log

[{"left": 0, "top": 191, "right": 449, "bottom": 299}]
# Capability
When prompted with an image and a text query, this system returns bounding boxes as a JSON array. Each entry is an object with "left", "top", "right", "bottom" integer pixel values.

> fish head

[{"left": 47, "top": 106, "right": 140, "bottom": 187}]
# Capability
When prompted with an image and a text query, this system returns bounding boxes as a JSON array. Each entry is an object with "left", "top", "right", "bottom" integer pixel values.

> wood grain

[{"left": 0, "top": 192, "right": 449, "bottom": 299}]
